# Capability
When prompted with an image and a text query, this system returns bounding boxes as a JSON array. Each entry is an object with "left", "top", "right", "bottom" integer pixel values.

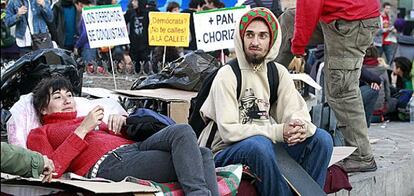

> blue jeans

[
  {"left": 360, "top": 85, "right": 379, "bottom": 127},
  {"left": 95, "top": 124, "right": 219, "bottom": 196},
  {"left": 376, "top": 44, "right": 396, "bottom": 65},
  {"left": 214, "top": 129, "right": 333, "bottom": 196}
]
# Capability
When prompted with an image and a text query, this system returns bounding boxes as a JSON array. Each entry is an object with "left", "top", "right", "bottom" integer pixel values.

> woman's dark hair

[
  {"left": 32, "top": 76, "right": 74, "bottom": 119},
  {"left": 188, "top": 0, "right": 205, "bottom": 9},
  {"left": 394, "top": 56, "right": 412, "bottom": 79},
  {"left": 166, "top": 1, "right": 180, "bottom": 12},
  {"left": 365, "top": 46, "right": 379, "bottom": 58}
]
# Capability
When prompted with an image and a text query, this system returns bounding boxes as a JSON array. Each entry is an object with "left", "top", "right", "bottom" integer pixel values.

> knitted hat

[{"left": 239, "top": 7, "right": 279, "bottom": 48}]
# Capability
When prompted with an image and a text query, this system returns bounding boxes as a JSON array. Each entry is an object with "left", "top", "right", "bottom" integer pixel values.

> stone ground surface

[{"left": 332, "top": 122, "right": 414, "bottom": 196}]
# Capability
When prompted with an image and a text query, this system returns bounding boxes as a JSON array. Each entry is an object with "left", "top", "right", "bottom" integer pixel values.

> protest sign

[
  {"left": 149, "top": 12, "right": 190, "bottom": 47},
  {"left": 82, "top": 4, "right": 130, "bottom": 49},
  {"left": 194, "top": 6, "right": 249, "bottom": 52}
]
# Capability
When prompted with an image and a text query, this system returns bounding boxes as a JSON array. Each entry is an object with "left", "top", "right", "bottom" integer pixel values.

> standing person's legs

[
  {"left": 138, "top": 124, "right": 218, "bottom": 196},
  {"left": 214, "top": 136, "right": 292, "bottom": 196},
  {"left": 283, "top": 129, "right": 333, "bottom": 187},
  {"left": 129, "top": 48, "right": 140, "bottom": 74},
  {"left": 321, "top": 17, "right": 380, "bottom": 172},
  {"left": 382, "top": 43, "right": 396, "bottom": 65}
]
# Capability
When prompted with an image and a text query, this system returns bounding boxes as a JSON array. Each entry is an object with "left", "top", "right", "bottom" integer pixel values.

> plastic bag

[
  {"left": 1, "top": 48, "right": 82, "bottom": 109},
  {"left": 131, "top": 51, "right": 221, "bottom": 92}
]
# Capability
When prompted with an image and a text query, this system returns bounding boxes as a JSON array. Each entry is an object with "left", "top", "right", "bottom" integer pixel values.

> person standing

[
  {"left": 292, "top": 0, "right": 381, "bottom": 172},
  {"left": 124, "top": 0, "right": 150, "bottom": 74},
  {"left": 5, "top": 0, "right": 53, "bottom": 54},
  {"left": 375, "top": 2, "right": 397, "bottom": 65},
  {"left": 50, "top": 0, "right": 80, "bottom": 50}
]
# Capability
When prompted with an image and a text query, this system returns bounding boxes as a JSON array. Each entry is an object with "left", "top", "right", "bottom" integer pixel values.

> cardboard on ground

[
  {"left": 82, "top": 4, "right": 130, "bottom": 48},
  {"left": 290, "top": 73, "right": 322, "bottom": 90},
  {"left": 149, "top": 12, "right": 190, "bottom": 47},
  {"left": 329, "top": 146, "right": 357, "bottom": 167},
  {"left": 1, "top": 173, "right": 158, "bottom": 195},
  {"left": 115, "top": 88, "right": 197, "bottom": 102}
]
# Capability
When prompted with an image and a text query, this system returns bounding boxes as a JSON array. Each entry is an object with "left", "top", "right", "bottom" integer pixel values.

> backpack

[
  {"left": 188, "top": 59, "right": 279, "bottom": 148},
  {"left": 126, "top": 108, "right": 176, "bottom": 141}
]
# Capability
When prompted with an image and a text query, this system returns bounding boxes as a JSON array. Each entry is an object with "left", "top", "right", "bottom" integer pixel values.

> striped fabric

[{"left": 125, "top": 164, "right": 245, "bottom": 196}]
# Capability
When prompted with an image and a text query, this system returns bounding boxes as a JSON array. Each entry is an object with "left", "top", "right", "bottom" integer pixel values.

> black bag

[
  {"left": 1, "top": 48, "right": 82, "bottom": 109},
  {"left": 188, "top": 59, "right": 279, "bottom": 148},
  {"left": 132, "top": 51, "right": 220, "bottom": 91},
  {"left": 31, "top": 32, "right": 53, "bottom": 50},
  {"left": 19, "top": 0, "right": 53, "bottom": 50},
  {"left": 126, "top": 108, "right": 175, "bottom": 141}
]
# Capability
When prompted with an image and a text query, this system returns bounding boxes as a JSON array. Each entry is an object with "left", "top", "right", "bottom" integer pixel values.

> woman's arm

[{"left": 27, "top": 127, "right": 88, "bottom": 178}]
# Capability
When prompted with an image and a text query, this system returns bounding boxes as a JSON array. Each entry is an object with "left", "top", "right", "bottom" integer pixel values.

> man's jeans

[
  {"left": 95, "top": 124, "right": 219, "bottom": 196},
  {"left": 214, "top": 129, "right": 333, "bottom": 196}
]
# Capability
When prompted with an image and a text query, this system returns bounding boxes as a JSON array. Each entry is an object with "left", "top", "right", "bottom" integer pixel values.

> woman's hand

[
  {"left": 75, "top": 106, "right": 104, "bottom": 139},
  {"left": 108, "top": 114, "right": 126, "bottom": 135}
]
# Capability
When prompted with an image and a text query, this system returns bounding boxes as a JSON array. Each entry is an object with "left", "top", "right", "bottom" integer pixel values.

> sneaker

[{"left": 337, "top": 157, "right": 377, "bottom": 173}]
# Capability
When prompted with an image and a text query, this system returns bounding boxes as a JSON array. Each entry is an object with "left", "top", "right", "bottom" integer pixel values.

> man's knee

[
  {"left": 313, "top": 129, "right": 334, "bottom": 151},
  {"left": 242, "top": 136, "right": 275, "bottom": 159}
]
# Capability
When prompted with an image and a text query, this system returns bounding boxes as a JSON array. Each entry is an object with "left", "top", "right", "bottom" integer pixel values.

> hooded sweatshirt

[{"left": 199, "top": 8, "right": 316, "bottom": 155}]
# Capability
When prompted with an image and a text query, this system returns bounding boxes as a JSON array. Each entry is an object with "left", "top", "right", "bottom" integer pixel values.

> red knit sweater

[
  {"left": 27, "top": 112, "right": 134, "bottom": 178},
  {"left": 292, "top": 0, "right": 380, "bottom": 55}
]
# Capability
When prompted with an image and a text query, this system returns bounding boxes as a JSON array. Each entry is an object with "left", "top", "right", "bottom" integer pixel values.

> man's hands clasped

[{"left": 283, "top": 119, "right": 307, "bottom": 146}]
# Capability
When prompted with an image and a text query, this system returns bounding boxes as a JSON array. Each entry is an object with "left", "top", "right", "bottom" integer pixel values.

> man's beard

[{"left": 246, "top": 53, "right": 265, "bottom": 65}]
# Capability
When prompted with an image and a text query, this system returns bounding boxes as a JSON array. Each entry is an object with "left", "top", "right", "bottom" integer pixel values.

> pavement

[{"left": 332, "top": 122, "right": 414, "bottom": 196}]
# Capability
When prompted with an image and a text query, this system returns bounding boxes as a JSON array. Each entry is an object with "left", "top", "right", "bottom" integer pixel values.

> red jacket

[
  {"left": 27, "top": 112, "right": 133, "bottom": 177},
  {"left": 291, "top": 0, "right": 380, "bottom": 55}
]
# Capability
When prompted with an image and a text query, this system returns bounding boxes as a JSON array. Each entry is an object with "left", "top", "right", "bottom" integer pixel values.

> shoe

[{"left": 337, "top": 157, "right": 377, "bottom": 173}]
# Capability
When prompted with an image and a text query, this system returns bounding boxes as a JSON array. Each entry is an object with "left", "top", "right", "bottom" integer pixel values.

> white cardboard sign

[
  {"left": 194, "top": 6, "right": 249, "bottom": 52},
  {"left": 82, "top": 4, "right": 130, "bottom": 48}
]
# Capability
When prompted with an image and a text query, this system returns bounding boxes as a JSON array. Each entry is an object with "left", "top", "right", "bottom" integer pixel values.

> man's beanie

[{"left": 239, "top": 7, "right": 279, "bottom": 48}]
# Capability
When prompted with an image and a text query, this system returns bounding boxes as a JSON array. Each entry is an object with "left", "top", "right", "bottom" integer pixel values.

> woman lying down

[{"left": 27, "top": 75, "right": 219, "bottom": 196}]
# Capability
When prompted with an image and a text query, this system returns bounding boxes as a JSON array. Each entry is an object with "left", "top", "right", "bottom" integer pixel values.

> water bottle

[{"left": 409, "top": 96, "right": 414, "bottom": 124}]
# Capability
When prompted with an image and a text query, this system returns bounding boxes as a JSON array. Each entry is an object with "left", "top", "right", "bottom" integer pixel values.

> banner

[
  {"left": 194, "top": 6, "right": 249, "bottom": 52},
  {"left": 148, "top": 12, "right": 190, "bottom": 47},
  {"left": 82, "top": 4, "right": 130, "bottom": 48}
]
